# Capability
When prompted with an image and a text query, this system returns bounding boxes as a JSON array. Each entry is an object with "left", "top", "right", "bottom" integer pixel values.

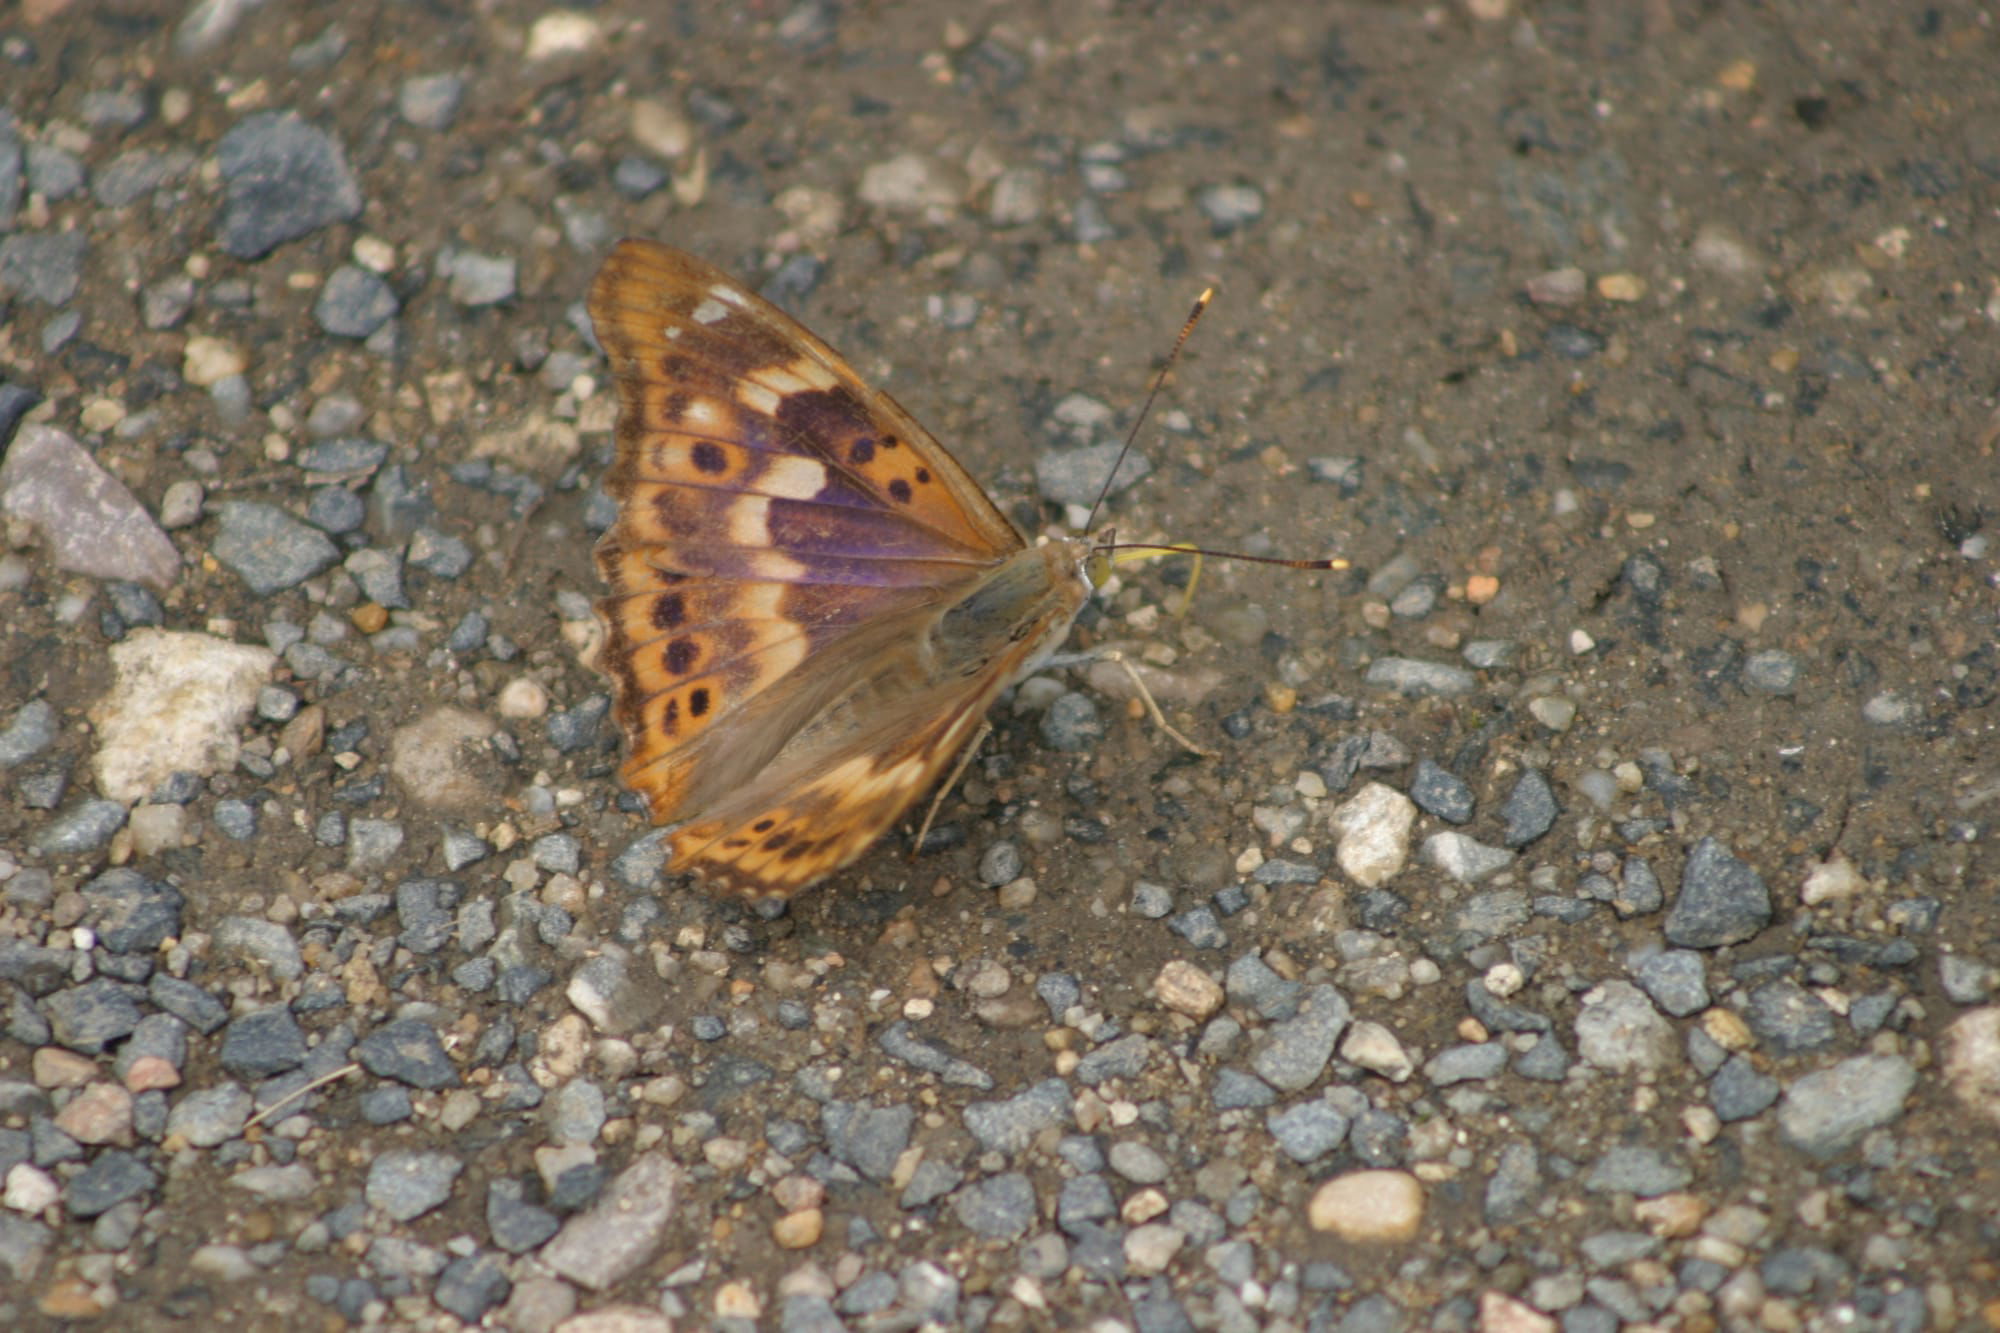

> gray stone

[
  {"left": 1363, "top": 657, "right": 1476, "bottom": 698},
  {"left": 214, "top": 916, "right": 304, "bottom": 981},
  {"left": 1409, "top": 759, "right": 1474, "bottom": 823},
  {"left": 1629, "top": 948, "right": 1709, "bottom": 1017},
  {"left": 821, "top": 1101, "right": 914, "bottom": 1181},
  {"left": 539, "top": 1153, "right": 682, "bottom": 1291},
  {"left": 486, "top": 1178, "right": 560, "bottom": 1253},
  {"left": 877, "top": 1021, "right": 993, "bottom": 1090},
  {"left": 166, "top": 1082, "right": 252, "bottom": 1147},
  {"left": 0, "top": 698, "right": 56, "bottom": 767},
  {"left": 365, "top": 1150, "right": 463, "bottom": 1222},
  {"left": 64, "top": 1149, "right": 156, "bottom": 1217},
  {"left": 1583, "top": 1145, "right": 1691, "bottom": 1197},
  {"left": 963, "top": 1077, "right": 1069, "bottom": 1155},
  {"left": 212, "top": 501, "right": 341, "bottom": 595},
  {"left": 1033, "top": 441, "right": 1150, "bottom": 507},
  {"left": 220, "top": 1006, "right": 307, "bottom": 1078},
  {"left": 1776, "top": 1054, "right": 1916, "bottom": 1157},
  {"left": 44, "top": 980, "right": 144, "bottom": 1054},
  {"left": 215, "top": 111, "right": 363, "bottom": 259},
  {"left": 1664, "top": 838, "right": 1771, "bottom": 948},
  {"left": 444, "top": 249, "right": 517, "bottom": 306},
  {"left": 397, "top": 73, "right": 465, "bottom": 130},
  {"left": 950, "top": 1171, "right": 1036, "bottom": 1239},
  {"left": 1500, "top": 769, "right": 1560, "bottom": 846},
  {"left": 80, "top": 869, "right": 184, "bottom": 953},
  {"left": 34, "top": 800, "right": 128, "bottom": 854},
  {"left": 1743, "top": 979, "right": 1836, "bottom": 1055},
  {"left": 1039, "top": 691, "right": 1104, "bottom": 752},
  {"left": 355, "top": 1017, "right": 459, "bottom": 1089},
  {"left": 0, "top": 426, "right": 180, "bottom": 588},
  {"left": 1709, "top": 1055, "right": 1782, "bottom": 1122},
  {"left": 0, "top": 232, "right": 88, "bottom": 305},
  {"left": 1267, "top": 1099, "right": 1350, "bottom": 1163}
]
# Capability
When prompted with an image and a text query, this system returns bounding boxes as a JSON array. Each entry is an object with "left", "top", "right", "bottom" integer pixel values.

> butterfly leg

[
  {"left": 1097, "top": 649, "right": 1217, "bottom": 759},
  {"left": 911, "top": 719, "right": 993, "bottom": 863},
  {"left": 1039, "top": 648, "right": 1217, "bottom": 759}
]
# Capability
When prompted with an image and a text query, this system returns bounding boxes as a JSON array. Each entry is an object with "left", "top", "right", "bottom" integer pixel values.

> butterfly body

[{"left": 589, "top": 240, "right": 1093, "bottom": 904}]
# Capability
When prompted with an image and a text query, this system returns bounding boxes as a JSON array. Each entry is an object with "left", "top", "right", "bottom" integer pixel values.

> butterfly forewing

[{"left": 589, "top": 240, "right": 1082, "bottom": 899}]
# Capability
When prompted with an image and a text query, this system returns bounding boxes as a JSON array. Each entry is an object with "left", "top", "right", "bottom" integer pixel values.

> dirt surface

[{"left": 2, "top": 1, "right": 1999, "bottom": 1330}]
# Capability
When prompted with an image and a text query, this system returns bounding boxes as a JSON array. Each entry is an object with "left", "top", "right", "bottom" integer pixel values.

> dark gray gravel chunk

[
  {"left": 1035, "top": 972, "right": 1081, "bottom": 1020},
  {"left": 1268, "top": 1099, "right": 1351, "bottom": 1163},
  {"left": 1168, "top": 905, "right": 1226, "bottom": 949},
  {"left": 148, "top": 974, "right": 228, "bottom": 1034},
  {"left": 214, "top": 111, "right": 363, "bottom": 259},
  {"left": 0, "top": 698, "right": 57, "bottom": 767},
  {"left": 1629, "top": 949, "right": 1710, "bottom": 1017},
  {"left": 433, "top": 1251, "right": 509, "bottom": 1323},
  {"left": 365, "top": 1150, "right": 463, "bottom": 1221},
  {"left": 1426, "top": 1042, "right": 1508, "bottom": 1085},
  {"left": 821, "top": 1101, "right": 914, "bottom": 1182},
  {"left": 951, "top": 1171, "right": 1036, "bottom": 1239},
  {"left": 1709, "top": 1055, "right": 1782, "bottom": 1122},
  {"left": 1583, "top": 1145, "right": 1691, "bottom": 1196},
  {"left": 212, "top": 501, "right": 341, "bottom": 594},
  {"left": 876, "top": 1021, "right": 993, "bottom": 1090},
  {"left": 220, "top": 1006, "right": 307, "bottom": 1078},
  {"left": 1057, "top": 1173, "right": 1116, "bottom": 1233},
  {"left": 963, "top": 1078, "right": 1069, "bottom": 1155},
  {"left": 44, "top": 980, "right": 144, "bottom": 1054},
  {"left": 1039, "top": 691, "right": 1104, "bottom": 752},
  {"left": 79, "top": 869, "right": 184, "bottom": 953},
  {"left": 1760, "top": 1245, "right": 1851, "bottom": 1297},
  {"left": 1483, "top": 1141, "right": 1541, "bottom": 1224},
  {"left": 1212, "top": 1067, "right": 1277, "bottom": 1109},
  {"left": 1409, "top": 758, "right": 1475, "bottom": 823},
  {"left": 486, "top": 1178, "right": 560, "bottom": 1253},
  {"left": 1226, "top": 952, "right": 1301, "bottom": 1019},
  {"left": 1665, "top": 838, "right": 1771, "bottom": 948},
  {"left": 1075, "top": 1033, "right": 1152, "bottom": 1085},
  {"left": 0, "top": 232, "right": 88, "bottom": 306},
  {"left": 1250, "top": 985, "right": 1350, "bottom": 1091},
  {"left": 899, "top": 1157, "right": 962, "bottom": 1210},
  {"left": 34, "top": 800, "right": 128, "bottom": 854},
  {"left": 1500, "top": 769, "right": 1560, "bottom": 846},
  {"left": 0, "top": 943, "right": 67, "bottom": 998},
  {"left": 1743, "top": 979, "right": 1836, "bottom": 1055},
  {"left": 166, "top": 1083, "right": 252, "bottom": 1146},
  {"left": 65, "top": 1150, "right": 157, "bottom": 1217},
  {"left": 1619, "top": 856, "right": 1665, "bottom": 915},
  {"left": 394, "top": 879, "right": 454, "bottom": 954},
  {"left": 1349, "top": 1109, "right": 1408, "bottom": 1165},
  {"left": 354, "top": 1017, "right": 459, "bottom": 1089}
]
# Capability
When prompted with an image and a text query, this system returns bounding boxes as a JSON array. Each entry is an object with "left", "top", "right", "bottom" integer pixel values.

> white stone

[
  {"left": 92, "top": 629, "right": 276, "bottom": 803},
  {"left": 1574, "top": 979, "right": 1677, "bottom": 1074},
  {"left": 1421, "top": 831, "right": 1514, "bottom": 884},
  {"left": 1340, "top": 1019, "right": 1414, "bottom": 1082},
  {"left": 1329, "top": 782, "right": 1415, "bottom": 888},
  {"left": 525, "top": 10, "right": 601, "bottom": 60}
]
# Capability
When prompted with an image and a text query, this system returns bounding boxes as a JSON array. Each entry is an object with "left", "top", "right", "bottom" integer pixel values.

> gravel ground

[{"left": 3, "top": 2, "right": 2000, "bottom": 1331}]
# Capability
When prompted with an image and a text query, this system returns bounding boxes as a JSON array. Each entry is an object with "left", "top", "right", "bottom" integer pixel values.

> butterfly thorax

[{"left": 925, "top": 536, "right": 1093, "bottom": 689}]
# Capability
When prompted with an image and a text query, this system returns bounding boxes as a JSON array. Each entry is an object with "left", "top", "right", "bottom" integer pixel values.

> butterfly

[{"left": 588, "top": 240, "right": 1103, "bottom": 907}]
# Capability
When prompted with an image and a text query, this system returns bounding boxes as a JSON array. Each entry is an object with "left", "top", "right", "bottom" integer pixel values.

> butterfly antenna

[
  {"left": 1100, "top": 542, "right": 1347, "bottom": 572},
  {"left": 1083, "top": 287, "right": 1214, "bottom": 533}
]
